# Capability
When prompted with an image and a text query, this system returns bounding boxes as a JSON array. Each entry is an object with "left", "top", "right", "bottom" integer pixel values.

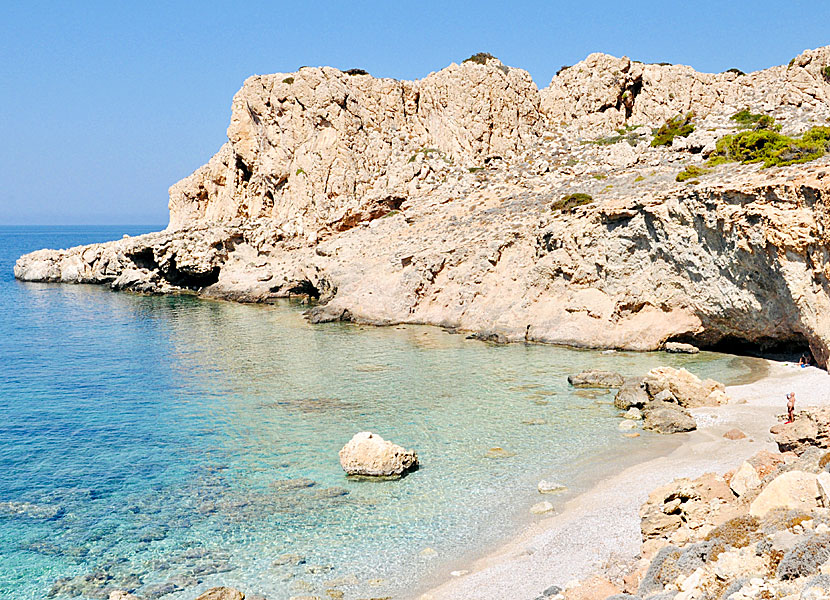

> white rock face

[
  {"left": 338, "top": 432, "right": 418, "bottom": 477},
  {"left": 14, "top": 47, "right": 830, "bottom": 368},
  {"left": 749, "top": 470, "right": 821, "bottom": 517},
  {"left": 729, "top": 461, "right": 761, "bottom": 497}
]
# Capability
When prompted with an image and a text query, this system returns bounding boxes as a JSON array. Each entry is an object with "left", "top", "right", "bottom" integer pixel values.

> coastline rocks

[
  {"left": 531, "top": 501, "right": 555, "bottom": 515},
  {"left": 109, "top": 593, "right": 140, "bottom": 600},
  {"left": 642, "top": 367, "right": 728, "bottom": 408},
  {"left": 770, "top": 408, "right": 830, "bottom": 455},
  {"left": 729, "top": 462, "right": 762, "bottom": 497},
  {"left": 538, "top": 480, "right": 567, "bottom": 494},
  {"left": 568, "top": 370, "right": 625, "bottom": 389},
  {"left": 614, "top": 380, "right": 649, "bottom": 411},
  {"left": 641, "top": 401, "right": 696, "bottom": 434},
  {"left": 338, "top": 432, "right": 418, "bottom": 477},
  {"left": 749, "top": 471, "right": 821, "bottom": 517},
  {"left": 624, "top": 407, "right": 643, "bottom": 420},
  {"left": 664, "top": 342, "right": 700, "bottom": 354}
]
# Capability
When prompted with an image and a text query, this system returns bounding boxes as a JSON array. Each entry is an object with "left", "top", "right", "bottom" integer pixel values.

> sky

[{"left": 1, "top": 1, "right": 829, "bottom": 225}]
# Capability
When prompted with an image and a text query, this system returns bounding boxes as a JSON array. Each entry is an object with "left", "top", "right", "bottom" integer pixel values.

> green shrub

[
  {"left": 282, "top": 77, "right": 294, "bottom": 84},
  {"left": 651, "top": 113, "right": 695, "bottom": 147},
  {"left": 823, "top": 65, "right": 830, "bottom": 82},
  {"left": 730, "top": 109, "right": 776, "bottom": 130},
  {"left": 464, "top": 52, "right": 496, "bottom": 65},
  {"left": 556, "top": 65, "right": 570, "bottom": 76},
  {"left": 295, "top": 168, "right": 305, "bottom": 175},
  {"left": 552, "top": 193, "right": 593, "bottom": 212},
  {"left": 587, "top": 124, "right": 644, "bottom": 147},
  {"left": 345, "top": 68, "right": 369, "bottom": 76},
  {"left": 468, "top": 166, "right": 484, "bottom": 173},
  {"left": 725, "top": 68, "right": 745, "bottom": 76},
  {"left": 592, "top": 173, "right": 607, "bottom": 180},
  {"left": 676, "top": 165, "right": 710, "bottom": 182},
  {"left": 634, "top": 175, "right": 645, "bottom": 182},
  {"left": 707, "top": 126, "right": 830, "bottom": 168}
]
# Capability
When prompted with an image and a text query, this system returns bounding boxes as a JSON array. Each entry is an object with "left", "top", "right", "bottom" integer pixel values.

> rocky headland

[{"left": 14, "top": 47, "right": 830, "bottom": 366}]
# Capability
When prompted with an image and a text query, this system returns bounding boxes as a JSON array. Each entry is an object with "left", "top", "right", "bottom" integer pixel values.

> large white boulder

[
  {"left": 749, "top": 471, "right": 821, "bottom": 517},
  {"left": 338, "top": 432, "right": 418, "bottom": 477}
]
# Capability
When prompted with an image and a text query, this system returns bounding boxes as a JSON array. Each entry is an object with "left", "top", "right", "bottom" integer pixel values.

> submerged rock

[
  {"left": 568, "top": 370, "right": 625, "bottom": 389},
  {"left": 194, "top": 588, "right": 245, "bottom": 600},
  {"left": 338, "top": 432, "right": 418, "bottom": 477},
  {"left": 530, "top": 501, "right": 555, "bottom": 514},
  {"left": 538, "top": 480, "right": 567, "bottom": 494}
]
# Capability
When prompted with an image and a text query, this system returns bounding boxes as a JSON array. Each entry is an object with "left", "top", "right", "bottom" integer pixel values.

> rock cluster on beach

[
  {"left": 542, "top": 406, "right": 830, "bottom": 600},
  {"left": 14, "top": 47, "right": 830, "bottom": 366},
  {"left": 571, "top": 366, "right": 729, "bottom": 435}
]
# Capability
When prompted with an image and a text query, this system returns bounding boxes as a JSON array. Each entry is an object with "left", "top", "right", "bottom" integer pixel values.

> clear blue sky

[{"left": 2, "top": 1, "right": 828, "bottom": 225}]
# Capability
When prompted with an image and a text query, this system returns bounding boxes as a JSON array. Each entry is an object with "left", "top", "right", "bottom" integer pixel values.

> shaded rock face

[
  {"left": 338, "top": 432, "right": 418, "bottom": 477},
  {"left": 14, "top": 47, "right": 830, "bottom": 366}
]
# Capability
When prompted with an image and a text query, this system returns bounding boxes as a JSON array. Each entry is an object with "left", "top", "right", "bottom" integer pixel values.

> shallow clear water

[{"left": 0, "top": 227, "right": 766, "bottom": 600}]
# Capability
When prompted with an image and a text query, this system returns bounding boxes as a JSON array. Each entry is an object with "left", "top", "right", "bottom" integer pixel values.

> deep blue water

[{"left": 0, "top": 227, "right": 766, "bottom": 600}]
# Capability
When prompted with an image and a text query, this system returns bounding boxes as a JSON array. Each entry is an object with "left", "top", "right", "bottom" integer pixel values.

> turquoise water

[{"left": 0, "top": 227, "right": 765, "bottom": 600}]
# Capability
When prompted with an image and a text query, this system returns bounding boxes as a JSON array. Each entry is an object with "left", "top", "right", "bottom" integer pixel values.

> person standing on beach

[{"left": 786, "top": 392, "right": 796, "bottom": 423}]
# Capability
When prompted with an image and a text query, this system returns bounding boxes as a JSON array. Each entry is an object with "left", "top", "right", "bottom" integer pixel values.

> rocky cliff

[{"left": 15, "top": 48, "right": 830, "bottom": 365}]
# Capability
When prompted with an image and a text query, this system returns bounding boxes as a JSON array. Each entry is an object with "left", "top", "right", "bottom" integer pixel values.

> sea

[{"left": 0, "top": 226, "right": 767, "bottom": 600}]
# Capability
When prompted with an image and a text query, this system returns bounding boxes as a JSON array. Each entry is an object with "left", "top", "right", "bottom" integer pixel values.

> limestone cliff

[{"left": 14, "top": 48, "right": 830, "bottom": 365}]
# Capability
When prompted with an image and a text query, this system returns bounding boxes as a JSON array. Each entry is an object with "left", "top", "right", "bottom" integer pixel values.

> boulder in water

[
  {"left": 568, "top": 370, "right": 625, "bottom": 388},
  {"left": 338, "top": 432, "right": 418, "bottom": 477},
  {"left": 642, "top": 401, "right": 696, "bottom": 434},
  {"left": 194, "top": 588, "right": 245, "bottom": 600}
]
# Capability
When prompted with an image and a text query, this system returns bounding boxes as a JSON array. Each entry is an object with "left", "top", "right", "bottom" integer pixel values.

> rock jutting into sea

[
  {"left": 14, "top": 47, "right": 830, "bottom": 365},
  {"left": 338, "top": 431, "right": 419, "bottom": 477}
]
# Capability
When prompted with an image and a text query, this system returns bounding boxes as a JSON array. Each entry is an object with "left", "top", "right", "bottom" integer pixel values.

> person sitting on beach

[
  {"left": 786, "top": 392, "right": 796, "bottom": 423},
  {"left": 799, "top": 353, "right": 812, "bottom": 368}
]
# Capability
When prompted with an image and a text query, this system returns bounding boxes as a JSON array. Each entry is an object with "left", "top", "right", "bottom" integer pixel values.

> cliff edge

[{"left": 15, "top": 48, "right": 830, "bottom": 365}]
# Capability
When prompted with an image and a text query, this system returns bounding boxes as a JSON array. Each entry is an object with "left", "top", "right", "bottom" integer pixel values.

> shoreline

[{"left": 415, "top": 360, "right": 830, "bottom": 600}]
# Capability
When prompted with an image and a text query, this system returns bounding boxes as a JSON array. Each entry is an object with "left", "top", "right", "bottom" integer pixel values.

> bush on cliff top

[
  {"left": 552, "top": 193, "right": 593, "bottom": 212},
  {"left": 651, "top": 113, "right": 695, "bottom": 147},
  {"left": 345, "top": 68, "right": 369, "bottom": 76},
  {"left": 464, "top": 52, "right": 496, "bottom": 65},
  {"left": 707, "top": 126, "right": 830, "bottom": 168},
  {"left": 823, "top": 66, "right": 830, "bottom": 82}
]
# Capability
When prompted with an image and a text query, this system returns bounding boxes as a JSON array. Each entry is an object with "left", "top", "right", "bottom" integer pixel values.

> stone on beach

[
  {"left": 723, "top": 428, "right": 747, "bottom": 440},
  {"left": 338, "top": 431, "right": 418, "bottom": 477},
  {"left": 567, "top": 370, "right": 625, "bottom": 389},
  {"left": 641, "top": 401, "right": 696, "bottom": 434},
  {"left": 624, "top": 407, "right": 642, "bottom": 420},
  {"left": 618, "top": 420, "right": 637, "bottom": 431}
]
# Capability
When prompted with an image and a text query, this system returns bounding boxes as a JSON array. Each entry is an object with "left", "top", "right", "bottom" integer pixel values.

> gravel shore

[{"left": 419, "top": 361, "right": 830, "bottom": 600}]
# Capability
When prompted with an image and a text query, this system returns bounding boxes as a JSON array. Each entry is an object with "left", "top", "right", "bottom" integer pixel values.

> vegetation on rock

[
  {"left": 676, "top": 165, "right": 710, "bottom": 182},
  {"left": 725, "top": 68, "right": 745, "bottom": 76},
  {"left": 823, "top": 65, "right": 830, "bottom": 82},
  {"left": 552, "top": 193, "right": 593, "bottom": 212},
  {"left": 589, "top": 124, "right": 645, "bottom": 147},
  {"left": 651, "top": 113, "right": 695, "bottom": 147},
  {"left": 464, "top": 52, "right": 496, "bottom": 65},
  {"left": 708, "top": 126, "right": 830, "bottom": 168},
  {"left": 730, "top": 109, "right": 777, "bottom": 130},
  {"left": 344, "top": 68, "right": 369, "bottom": 76},
  {"left": 282, "top": 77, "right": 294, "bottom": 84}
]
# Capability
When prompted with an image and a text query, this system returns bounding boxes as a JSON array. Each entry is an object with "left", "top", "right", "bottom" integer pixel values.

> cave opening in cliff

[
  {"left": 668, "top": 333, "right": 812, "bottom": 362},
  {"left": 286, "top": 279, "right": 320, "bottom": 300},
  {"left": 162, "top": 259, "right": 221, "bottom": 290}
]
